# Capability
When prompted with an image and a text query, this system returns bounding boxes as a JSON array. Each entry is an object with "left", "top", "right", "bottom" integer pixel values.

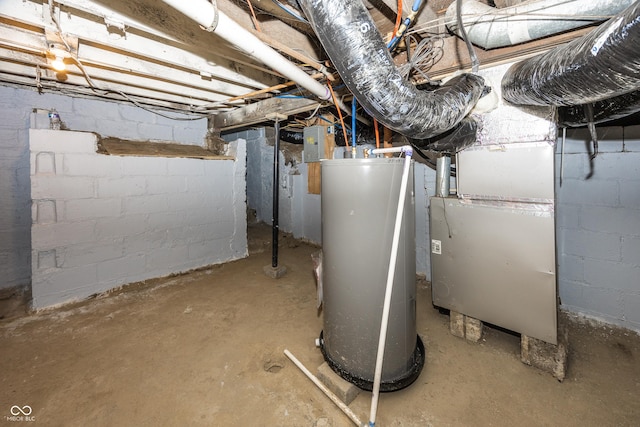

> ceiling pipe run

[
  {"left": 298, "top": 0, "right": 486, "bottom": 140},
  {"left": 502, "top": 1, "right": 640, "bottom": 107},
  {"left": 446, "top": 0, "right": 636, "bottom": 50},
  {"left": 158, "top": 0, "right": 332, "bottom": 102}
]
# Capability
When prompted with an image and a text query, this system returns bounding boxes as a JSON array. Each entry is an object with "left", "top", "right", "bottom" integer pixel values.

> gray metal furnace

[
  {"left": 430, "top": 141, "right": 558, "bottom": 344},
  {"left": 319, "top": 158, "right": 424, "bottom": 391}
]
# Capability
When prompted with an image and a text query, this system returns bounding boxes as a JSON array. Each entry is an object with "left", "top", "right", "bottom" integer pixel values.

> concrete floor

[{"left": 1, "top": 223, "right": 639, "bottom": 426}]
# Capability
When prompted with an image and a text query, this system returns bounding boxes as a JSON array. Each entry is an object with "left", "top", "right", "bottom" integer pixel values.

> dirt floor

[{"left": 1, "top": 223, "right": 639, "bottom": 427}]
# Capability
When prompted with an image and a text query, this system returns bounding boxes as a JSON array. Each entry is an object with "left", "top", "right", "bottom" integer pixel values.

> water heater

[{"left": 319, "top": 158, "right": 424, "bottom": 391}]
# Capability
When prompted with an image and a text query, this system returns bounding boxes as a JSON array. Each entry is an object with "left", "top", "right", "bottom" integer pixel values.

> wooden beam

[{"left": 213, "top": 97, "right": 321, "bottom": 131}]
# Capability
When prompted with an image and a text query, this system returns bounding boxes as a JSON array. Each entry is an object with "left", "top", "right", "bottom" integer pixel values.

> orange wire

[
  {"left": 246, "top": 0, "right": 262, "bottom": 32},
  {"left": 327, "top": 81, "right": 350, "bottom": 148},
  {"left": 373, "top": 118, "right": 380, "bottom": 149},
  {"left": 392, "top": 0, "right": 403, "bottom": 38}
]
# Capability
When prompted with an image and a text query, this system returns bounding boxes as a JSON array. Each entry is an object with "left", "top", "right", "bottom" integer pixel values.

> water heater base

[{"left": 318, "top": 331, "right": 425, "bottom": 392}]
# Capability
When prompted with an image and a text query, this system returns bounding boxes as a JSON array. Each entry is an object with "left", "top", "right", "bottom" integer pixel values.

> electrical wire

[
  {"left": 48, "top": 1, "right": 205, "bottom": 121},
  {"left": 272, "top": 0, "right": 309, "bottom": 23},
  {"left": 305, "top": 103, "right": 322, "bottom": 120},
  {"left": 398, "top": 34, "right": 444, "bottom": 82},
  {"left": 456, "top": 0, "right": 480, "bottom": 73}
]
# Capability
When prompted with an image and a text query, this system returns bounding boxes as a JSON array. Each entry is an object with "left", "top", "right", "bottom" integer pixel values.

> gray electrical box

[{"left": 303, "top": 126, "right": 331, "bottom": 162}]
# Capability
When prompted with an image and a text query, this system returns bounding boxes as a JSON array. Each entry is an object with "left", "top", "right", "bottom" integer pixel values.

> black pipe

[
  {"left": 279, "top": 129, "right": 304, "bottom": 144},
  {"left": 298, "top": 0, "right": 486, "bottom": 140},
  {"left": 272, "top": 120, "right": 281, "bottom": 268},
  {"left": 502, "top": 1, "right": 640, "bottom": 107}
]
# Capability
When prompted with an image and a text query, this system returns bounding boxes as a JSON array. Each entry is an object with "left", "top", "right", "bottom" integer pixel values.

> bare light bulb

[{"left": 52, "top": 55, "right": 66, "bottom": 72}]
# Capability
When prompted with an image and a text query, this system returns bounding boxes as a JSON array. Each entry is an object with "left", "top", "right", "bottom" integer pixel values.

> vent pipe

[
  {"left": 502, "top": 1, "right": 640, "bottom": 107},
  {"left": 298, "top": 0, "right": 486, "bottom": 140},
  {"left": 446, "top": 0, "right": 635, "bottom": 50}
]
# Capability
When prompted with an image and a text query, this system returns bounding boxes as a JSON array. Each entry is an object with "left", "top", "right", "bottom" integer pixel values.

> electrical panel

[{"left": 303, "top": 125, "right": 332, "bottom": 162}]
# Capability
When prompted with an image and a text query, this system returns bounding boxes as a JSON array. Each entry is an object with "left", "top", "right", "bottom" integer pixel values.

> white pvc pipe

[
  {"left": 160, "top": 0, "right": 331, "bottom": 101},
  {"left": 367, "top": 145, "right": 413, "bottom": 427},
  {"left": 284, "top": 349, "right": 364, "bottom": 427}
]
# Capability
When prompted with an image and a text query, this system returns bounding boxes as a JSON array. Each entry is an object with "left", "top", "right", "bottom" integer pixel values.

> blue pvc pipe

[{"left": 351, "top": 99, "right": 357, "bottom": 150}]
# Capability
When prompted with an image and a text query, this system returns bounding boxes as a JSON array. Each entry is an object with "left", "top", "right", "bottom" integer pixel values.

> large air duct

[
  {"left": 298, "top": 0, "right": 486, "bottom": 140},
  {"left": 558, "top": 90, "right": 640, "bottom": 127},
  {"left": 446, "top": 0, "right": 635, "bottom": 50},
  {"left": 411, "top": 117, "right": 478, "bottom": 153},
  {"left": 502, "top": 1, "right": 640, "bottom": 107}
]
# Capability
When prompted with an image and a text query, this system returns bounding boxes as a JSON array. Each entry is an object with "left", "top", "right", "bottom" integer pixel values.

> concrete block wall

[
  {"left": 0, "top": 85, "right": 208, "bottom": 290},
  {"left": 30, "top": 129, "right": 246, "bottom": 309},
  {"left": 556, "top": 125, "right": 640, "bottom": 332},
  {"left": 225, "top": 128, "right": 324, "bottom": 244}
]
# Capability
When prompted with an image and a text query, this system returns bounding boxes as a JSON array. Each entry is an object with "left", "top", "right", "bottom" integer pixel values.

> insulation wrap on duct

[
  {"left": 446, "top": 0, "right": 636, "bottom": 50},
  {"left": 558, "top": 90, "right": 640, "bottom": 127},
  {"left": 410, "top": 117, "right": 477, "bottom": 152},
  {"left": 502, "top": 1, "right": 640, "bottom": 107},
  {"left": 279, "top": 129, "right": 304, "bottom": 144},
  {"left": 298, "top": 0, "right": 486, "bottom": 140}
]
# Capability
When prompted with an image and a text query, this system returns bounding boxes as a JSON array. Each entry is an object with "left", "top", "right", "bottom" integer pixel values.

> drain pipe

[
  {"left": 368, "top": 145, "right": 413, "bottom": 427},
  {"left": 272, "top": 118, "right": 281, "bottom": 270},
  {"left": 446, "top": 0, "right": 635, "bottom": 50},
  {"left": 298, "top": 0, "right": 485, "bottom": 140},
  {"left": 284, "top": 349, "right": 364, "bottom": 426},
  {"left": 159, "top": 0, "right": 332, "bottom": 103}
]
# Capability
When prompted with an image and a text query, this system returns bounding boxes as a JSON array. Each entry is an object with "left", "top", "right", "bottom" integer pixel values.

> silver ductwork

[
  {"left": 446, "top": 0, "right": 636, "bottom": 50},
  {"left": 558, "top": 90, "right": 640, "bottom": 127},
  {"left": 298, "top": 0, "right": 486, "bottom": 140},
  {"left": 502, "top": 1, "right": 640, "bottom": 107}
]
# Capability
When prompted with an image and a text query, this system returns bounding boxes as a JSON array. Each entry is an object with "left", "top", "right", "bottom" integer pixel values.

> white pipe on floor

[
  {"left": 159, "top": 0, "right": 332, "bottom": 102},
  {"left": 368, "top": 145, "right": 413, "bottom": 427},
  {"left": 284, "top": 349, "right": 364, "bottom": 427}
]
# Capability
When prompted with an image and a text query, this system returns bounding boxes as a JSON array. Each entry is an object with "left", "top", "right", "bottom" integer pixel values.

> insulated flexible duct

[
  {"left": 446, "top": 0, "right": 635, "bottom": 50},
  {"left": 558, "top": 90, "right": 640, "bottom": 127},
  {"left": 502, "top": 1, "right": 640, "bottom": 107},
  {"left": 410, "top": 117, "right": 477, "bottom": 152},
  {"left": 298, "top": 0, "right": 486, "bottom": 140}
]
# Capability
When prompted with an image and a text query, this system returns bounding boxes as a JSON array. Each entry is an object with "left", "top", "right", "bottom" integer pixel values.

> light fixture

[
  {"left": 48, "top": 46, "right": 69, "bottom": 73},
  {"left": 51, "top": 54, "right": 66, "bottom": 72}
]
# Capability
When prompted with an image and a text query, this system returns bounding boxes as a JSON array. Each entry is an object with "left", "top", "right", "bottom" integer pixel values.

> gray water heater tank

[{"left": 319, "top": 158, "right": 424, "bottom": 391}]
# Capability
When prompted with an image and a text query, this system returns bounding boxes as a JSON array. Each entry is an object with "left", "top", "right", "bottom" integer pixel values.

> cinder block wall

[
  {"left": 30, "top": 129, "right": 247, "bottom": 309},
  {"left": 225, "top": 128, "right": 324, "bottom": 244},
  {"left": 0, "top": 84, "right": 207, "bottom": 292},
  {"left": 556, "top": 126, "right": 640, "bottom": 331}
]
